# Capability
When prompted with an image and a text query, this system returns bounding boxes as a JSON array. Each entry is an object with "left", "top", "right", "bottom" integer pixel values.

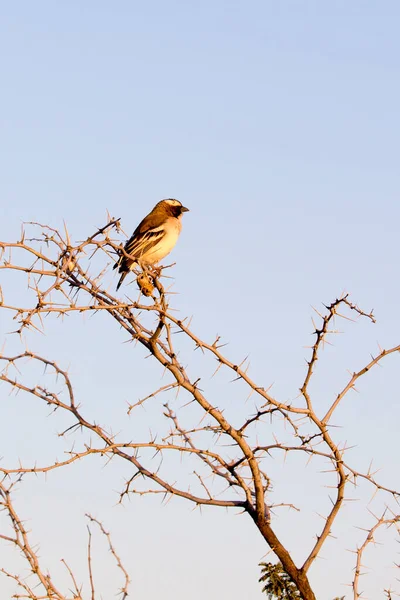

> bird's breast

[{"left": 145, "top": 217, "right": 182, "bottom": 263}]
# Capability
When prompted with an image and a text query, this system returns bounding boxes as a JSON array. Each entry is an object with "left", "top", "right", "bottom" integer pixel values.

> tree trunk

[{"left": 255, "top": 518, "right": 317, "bottom": 600}]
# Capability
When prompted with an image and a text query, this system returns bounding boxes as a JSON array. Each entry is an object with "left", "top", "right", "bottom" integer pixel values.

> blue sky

[{"left": 1, "top": 2, "right": 400, "bottom": 598}]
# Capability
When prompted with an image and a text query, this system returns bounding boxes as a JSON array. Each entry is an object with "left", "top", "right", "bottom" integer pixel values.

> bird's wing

[
  {"left": 133, "top": 210, "right": 167, "bottom": 236},
  {"left": 123, "top": 212, "right": 167, "bottom": 259},
  {"left": 124, "top": 227, "right": 165, "bottom": 258}
]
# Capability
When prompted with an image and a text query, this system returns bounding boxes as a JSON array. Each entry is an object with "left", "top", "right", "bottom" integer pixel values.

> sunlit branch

[{"left": 1, "top": 220, "right": 399, "bottom": 600}]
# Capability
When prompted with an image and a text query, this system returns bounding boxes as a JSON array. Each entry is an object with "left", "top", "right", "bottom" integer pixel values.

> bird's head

[{"left": 158, "top": 198, "right": 189, "bottom": 218}]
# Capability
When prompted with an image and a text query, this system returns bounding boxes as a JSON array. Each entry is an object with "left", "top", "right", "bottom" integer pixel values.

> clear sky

[{"left": 1, "top": 2, "right": 400, "bottom": 599}]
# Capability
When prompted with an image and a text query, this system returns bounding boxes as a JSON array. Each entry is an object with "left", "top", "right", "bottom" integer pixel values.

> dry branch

[
  {"left": 1, "top": 220, "right": 399, "bottom": 599},
  {"left": 0, "top": 477, "right": 130, "bottom": 599}
]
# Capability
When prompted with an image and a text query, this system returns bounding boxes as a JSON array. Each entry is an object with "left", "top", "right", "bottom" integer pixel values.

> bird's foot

[{"left": 150, "top": 266, "right": 162, "bottom": 279}]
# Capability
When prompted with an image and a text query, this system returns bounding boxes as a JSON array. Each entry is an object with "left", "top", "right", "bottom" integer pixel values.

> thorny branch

[
  {"left": 353, "top": 510, "right": 400, "bottom": 600},
  {"left": 0, "top": 219, "right": 399, "bottom": 599},
  {"left": 0, "top": 477, "right": 130, "bottom": 599}
]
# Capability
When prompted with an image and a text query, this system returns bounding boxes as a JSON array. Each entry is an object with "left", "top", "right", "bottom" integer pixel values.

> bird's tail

[{"left": 116, "top": 270, "right": 127, "bottom": 291}]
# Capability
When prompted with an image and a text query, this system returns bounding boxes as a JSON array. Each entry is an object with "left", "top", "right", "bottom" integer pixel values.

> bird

[{"left": 114, "top": 198, "right": 189, "bottom": 290}]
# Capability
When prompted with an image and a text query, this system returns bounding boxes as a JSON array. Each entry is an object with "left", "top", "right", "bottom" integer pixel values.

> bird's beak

[{"left": 181, "top": 206, "right": 190, "bottom": 212}]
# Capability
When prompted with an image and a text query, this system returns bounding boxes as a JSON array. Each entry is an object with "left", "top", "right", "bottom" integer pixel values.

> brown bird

[{"left": 114, "top": 199, "right": 189, "bottom": 290}]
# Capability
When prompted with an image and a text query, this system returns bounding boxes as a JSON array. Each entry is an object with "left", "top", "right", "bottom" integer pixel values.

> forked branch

[{"left": 1, "top": 221, "right": 399, "bottom": 599}]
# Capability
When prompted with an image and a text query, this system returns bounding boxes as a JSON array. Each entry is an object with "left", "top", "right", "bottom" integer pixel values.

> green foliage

[
  {"left": 259, "top": 563, "right": 301, "bottom": 599},
  {"left": 259, "top": 563, "right": 346, "bottom": 600}
]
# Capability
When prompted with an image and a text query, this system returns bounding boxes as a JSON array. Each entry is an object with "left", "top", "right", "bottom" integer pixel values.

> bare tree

[{"left": 0, "top": 219, "right": 399, "bottom": 599}]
